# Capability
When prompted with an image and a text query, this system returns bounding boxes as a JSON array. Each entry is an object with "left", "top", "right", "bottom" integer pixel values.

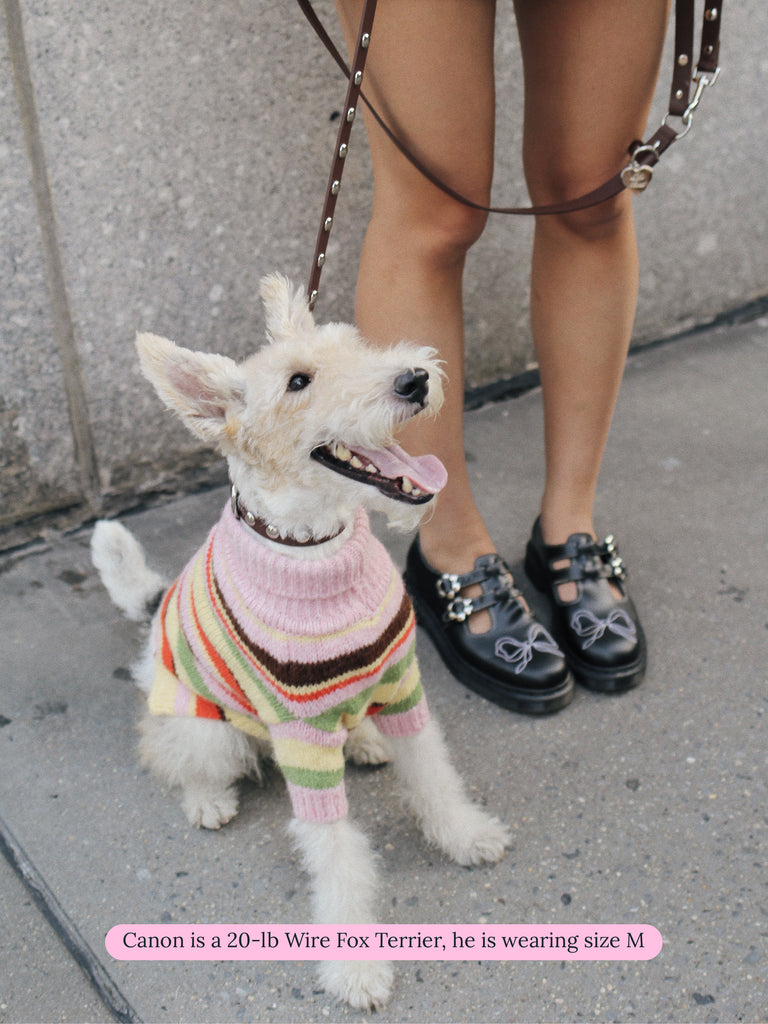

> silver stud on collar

[{"left": 265, "top": 523, "right": 281, "bottom": 540}]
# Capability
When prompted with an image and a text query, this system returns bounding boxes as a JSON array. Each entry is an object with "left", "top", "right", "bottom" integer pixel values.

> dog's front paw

[
  {"left": 318, "top": 959, "right": 394, "bottom": 1012},
  {"left": 344, "top": 719, "right": 391, "bottom": 766},
  {"left": 458, "top": 813, "right": 511, "bottom": 866},
  {"left": 181, "top": 784, "right": 239, "bottom": 829},
  {"left": 430, "top": 808, "right": 511, "bottom": 867}
]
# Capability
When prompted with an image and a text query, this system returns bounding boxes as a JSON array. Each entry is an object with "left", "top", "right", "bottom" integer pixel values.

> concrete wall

[{"left": 2, "top": 0, "right": 766, "bottom": 550}]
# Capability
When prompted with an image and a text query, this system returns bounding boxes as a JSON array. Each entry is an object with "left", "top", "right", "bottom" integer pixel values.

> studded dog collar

[{"left": 230, "top": 482, "right": 344, "bottom": 547}]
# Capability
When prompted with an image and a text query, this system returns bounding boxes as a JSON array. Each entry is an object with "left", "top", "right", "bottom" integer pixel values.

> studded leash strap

[
  {"left": 304, "top": 0, "right": 378, "bottom": 309},
  {"left": 299, "top": 0, "right": 722, "bottom": 310}
]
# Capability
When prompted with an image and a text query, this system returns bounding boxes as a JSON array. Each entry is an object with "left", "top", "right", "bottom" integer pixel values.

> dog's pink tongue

[{"left": 356, "top": 444, "right": 448, "bottom": 494}]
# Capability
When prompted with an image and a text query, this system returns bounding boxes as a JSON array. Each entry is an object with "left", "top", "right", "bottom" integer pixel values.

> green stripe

[
  {"left": 378, "top": 678, "right": 424, "bottom": 719},
  {"left": 280, "top": 764, "right": 346, "bottom": 790},
  {"left": 173, "top": 612, "right": 221, "bottom": 708},
  {"left": 304, "top": 645, "right": 416, "bottom": 731},
  {"left": 305, "top": 688, "right": 377, "bottom": 732},
  {"left": 191, "top": 555, "right": 293, "bottom": 724}
]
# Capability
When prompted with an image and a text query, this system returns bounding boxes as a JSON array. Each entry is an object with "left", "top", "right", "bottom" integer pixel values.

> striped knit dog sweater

[{"left": 149, "top": 503, "right": 428, "bottom": 822}]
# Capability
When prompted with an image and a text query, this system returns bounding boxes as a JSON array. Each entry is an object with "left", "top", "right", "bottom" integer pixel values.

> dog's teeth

[
  {"left": 412, "top": 486, "right": 423, "bottom": 497},
  {"left": 365, "top": 463, "right": 377, "bottom": 473},
  {"left": 334, "top": 444, "right": 352, "bottom": 462},
  {"left": 350, "top": 455, "right": 364, "bottom": 469},
  {"left": 401, "top": 478, "right": 413, "bottom": 494}
]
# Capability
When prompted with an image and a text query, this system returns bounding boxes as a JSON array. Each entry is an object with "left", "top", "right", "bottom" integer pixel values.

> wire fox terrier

[{"left": 92, "top": 274, "right": 510, "bottom": 1010}]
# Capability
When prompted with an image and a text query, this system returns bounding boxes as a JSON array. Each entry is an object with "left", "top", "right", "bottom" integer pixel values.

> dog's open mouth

[{"left": 311, "top": 442, "right": 448, "bottom": 504}]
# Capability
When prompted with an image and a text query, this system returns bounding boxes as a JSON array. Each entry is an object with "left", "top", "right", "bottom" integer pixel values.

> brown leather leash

[{"left": 298, "top": 0, "right": 722, "bottom": 310}]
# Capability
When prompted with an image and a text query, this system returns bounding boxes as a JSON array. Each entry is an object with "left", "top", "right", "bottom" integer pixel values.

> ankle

[
  {"left": 417, "top": 521, "right": 495, "bottom": 576},
  {"left": 538, "top": 507, "right": 595, "bottom": 547}
]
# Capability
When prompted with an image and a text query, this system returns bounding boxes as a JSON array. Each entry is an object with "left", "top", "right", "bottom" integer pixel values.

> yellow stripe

[
  {"left": 221, "top": 707, "right": 270, "bottom": 740},
  {"left": 270, "top": 734, "right": 346, "bottom": 777},
  {"left": 148, "top": 661, "right": 193, "bottom": 717},
  {"left": 367, "top": 655, "right": 421, "bottom": 706}
]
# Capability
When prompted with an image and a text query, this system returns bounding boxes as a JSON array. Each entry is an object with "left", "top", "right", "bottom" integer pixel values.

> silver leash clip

[
  {"left": 663, "top": 65, "right": 722, "bottom": 142},
  {"left": 622, "top": 63, "right": 721, "bottom": 194}
]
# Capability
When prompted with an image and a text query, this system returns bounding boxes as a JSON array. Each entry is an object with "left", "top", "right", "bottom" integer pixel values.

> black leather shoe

[
  {"left": 524, "top": 517, "right": 646, "bottom": 692},
  {"left": 404, "top": 538, "right": 573, "bottom": 714}
]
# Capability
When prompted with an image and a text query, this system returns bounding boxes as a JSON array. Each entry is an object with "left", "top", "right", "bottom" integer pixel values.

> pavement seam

[{"left": 0, "top": 811, "right": 142, "bottom": 1024}]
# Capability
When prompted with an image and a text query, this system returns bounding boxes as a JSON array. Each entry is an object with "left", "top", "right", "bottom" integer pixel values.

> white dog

[{"left": 92, "top": 275, "right": 509, "bottom": 1010}]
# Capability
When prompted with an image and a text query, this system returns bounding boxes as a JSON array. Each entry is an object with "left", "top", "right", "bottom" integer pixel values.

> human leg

[
  {"left": 515, "top": 0, "right": 669, "bottom": 686},
  {"left": 333, "top": 0, "right": 497, "bottom": 576},
  {"left": 514, "top": 0, "right": 670, "bottom": 547},
  {"left": 334, "top": 0, "right": 573, "bottom": 711}
]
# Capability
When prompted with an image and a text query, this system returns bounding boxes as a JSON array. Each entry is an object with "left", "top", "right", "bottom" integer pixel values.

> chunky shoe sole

[
  {"left": 405, "top": 569, "right": 574, "bottom": 715},
  {"left": 553, "top": 630, "right": 646, "bottom": 693}
]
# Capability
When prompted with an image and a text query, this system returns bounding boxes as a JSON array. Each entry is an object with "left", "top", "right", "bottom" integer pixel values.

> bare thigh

[
  {"left": 513, "top": 0, "right": 671, "bottom": 203},
  {"left": 334, "top": 0, "right": 498, "bottom": 232}
]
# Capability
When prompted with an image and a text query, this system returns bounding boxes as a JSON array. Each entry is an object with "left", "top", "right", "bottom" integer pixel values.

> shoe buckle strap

[
  {"left": 551, "top": 538, "right": 612, "bottom": 585},
  {"left": 442, "top": 585, "right": 519, "bottom": 623},
  {"left": 435, "top": 555, "right": 510, "bottom": 600}
]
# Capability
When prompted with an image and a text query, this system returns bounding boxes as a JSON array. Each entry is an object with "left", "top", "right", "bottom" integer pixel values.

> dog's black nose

[{"left": 394, "top": 368, "right": 429, "bottom": 406}]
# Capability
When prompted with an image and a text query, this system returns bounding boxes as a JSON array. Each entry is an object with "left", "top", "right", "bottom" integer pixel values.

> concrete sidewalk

[{"left": 1, "top": 318, "right": 766, "bottom": 1024}]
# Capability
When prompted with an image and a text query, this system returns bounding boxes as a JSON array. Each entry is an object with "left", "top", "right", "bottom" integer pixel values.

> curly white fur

[{"left": 91, "top": 275, "right": 509, "bottom": 1011}]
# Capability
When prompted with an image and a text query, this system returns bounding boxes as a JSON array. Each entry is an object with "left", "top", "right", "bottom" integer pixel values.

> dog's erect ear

[
  {"left": 260, "top": 273, "right": 315, "bottom": 344},
  {"left": 136, "top": 333, "right": 246, "bottom": 447}
]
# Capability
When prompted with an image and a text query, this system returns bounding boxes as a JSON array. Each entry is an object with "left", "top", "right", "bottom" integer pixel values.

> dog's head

[{"left": 136, "top": 275, "right": 446, "bottom": 539}]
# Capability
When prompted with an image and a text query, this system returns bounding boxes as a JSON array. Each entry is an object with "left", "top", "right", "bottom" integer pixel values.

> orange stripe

[
  {"left": 194, "top": 694, "right": 226, "bottom": 721},
  {"left": 187, "top": 546, "right": 253, "bottom": 715}
]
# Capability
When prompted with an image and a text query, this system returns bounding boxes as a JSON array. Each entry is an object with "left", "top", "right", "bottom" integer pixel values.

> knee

[
  {"left": 373, "top": 191, "right": 489, "bottom": 269},
  {"left": 524, "top": 147, "right": 635, "bottom": 242},
  {"left": 422, "top": 198, "right": 490, "bottom": 263},
  {"left": 544, "top": 191, "right": 633, "bottom": 243}
]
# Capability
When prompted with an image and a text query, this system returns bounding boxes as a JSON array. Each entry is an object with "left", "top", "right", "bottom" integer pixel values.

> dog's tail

[{"left": 91, "top": 520, "right": 166, "bottom": 622}]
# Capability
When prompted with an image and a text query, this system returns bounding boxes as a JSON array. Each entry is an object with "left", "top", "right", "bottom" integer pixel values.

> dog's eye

[{"left": 287, "top": 372, "right": 312, "bottom": 392}]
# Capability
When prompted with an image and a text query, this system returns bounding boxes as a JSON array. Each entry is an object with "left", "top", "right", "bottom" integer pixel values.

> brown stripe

[{"left": 211, "top": 570, "right": 413, "bottom": 693}]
